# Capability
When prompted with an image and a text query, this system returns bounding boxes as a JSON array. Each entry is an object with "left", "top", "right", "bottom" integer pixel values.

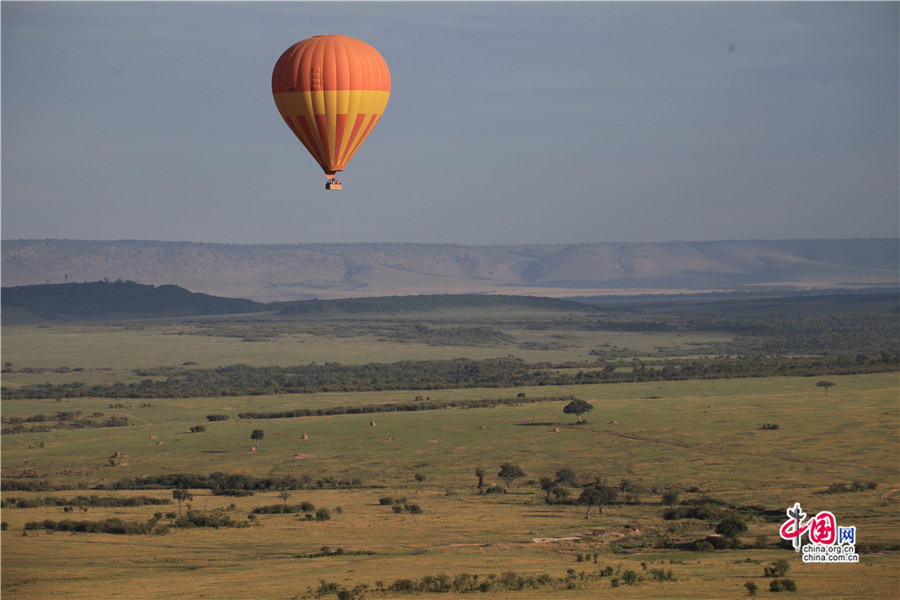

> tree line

[
  {"left": 235, "top": 394, "right": 575, "bottom": 420},
  {"left": 4, "top": 353, "right": 897, "bottom": 400},
  {"left": 1, "top": 410, "right": 129, "bottom": 435},
  {"left": 106, "top": 472, "right": 362, "bottom": 493},
  {"left": 2, "top": 495, "right": 170, "bottom": 509}
]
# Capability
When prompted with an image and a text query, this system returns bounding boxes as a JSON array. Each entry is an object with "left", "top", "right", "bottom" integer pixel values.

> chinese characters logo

[{"left": 779, "top": 502, "right": 859, "bottom": 563}]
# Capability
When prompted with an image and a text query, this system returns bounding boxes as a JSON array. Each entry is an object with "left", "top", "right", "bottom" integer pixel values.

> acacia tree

[
  {"left": 172, "top": 489, "right": 193, "bottom": 516},
  {"left": 540, "top": 468, "right": 578, "bottom": 504},
  {"left": 716, "top": 515, "right": 748, "bottom": 540},
  {"left": 578, "top": 483, "right": 617, "bottom": 519},
  {"left": 563, "top": 398, "right": 594, "bottom": 424},
  {"left": 539, "top": 477, "right": 571, "bottom": 504},
  {"left": 498, "top": 463, "right": 525, "bottom": 489},
  {"left": 555, "top": 468, "right": 577, "bottom": 487},
  {"left": 251, "top": 429, "right": 264, "bottom": 450},
  {"left": 816, "top": 381, "right": 836, "bottom": 396},
  {"left": 475, "top": 466, "right": 486, "bottom": 490}
]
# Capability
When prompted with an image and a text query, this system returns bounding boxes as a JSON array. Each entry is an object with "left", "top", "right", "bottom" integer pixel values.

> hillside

[
  {"left": 1, "top": 282, "right": 607, "bottom": 322},
  {"left": 2, "top": 238, "right": 897, "bottom": 301},
  {"left": 0, "top": 280, "right": 265, "bottom": 321}
]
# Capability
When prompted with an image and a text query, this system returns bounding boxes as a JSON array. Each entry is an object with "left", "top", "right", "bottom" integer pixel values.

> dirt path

[
  {"left": 880, "top": 488, "right": 900, "bottom": 503},
  {"left": 120, "top": 413, "right": 153, "bottom": 426}
]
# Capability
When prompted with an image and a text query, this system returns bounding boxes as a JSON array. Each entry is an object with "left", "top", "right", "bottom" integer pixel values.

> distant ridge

[
  {"left": 2, "top": 238, "right": 897, "bottom": 301},
  {"left": 274, "top": 293, "right": 597, "bottom": 315},
  {"left": 3, "top": 280, "right": 896, "bottom": 323},
  {"left": 1, "top": 280, "right": 264, "bottom": 320},
  {"left": 0, "top": 282, "right": 597, "bottom": 322}
]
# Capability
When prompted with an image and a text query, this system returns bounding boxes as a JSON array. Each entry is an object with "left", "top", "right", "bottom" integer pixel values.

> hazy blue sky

[{"left": 2, "top": 2, "right": 897, "bottom": 245}]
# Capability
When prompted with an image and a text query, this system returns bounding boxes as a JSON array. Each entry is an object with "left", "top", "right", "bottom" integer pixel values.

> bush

[
  {"left": 621, "top": 570, "right": 639, "bottom": 585},
  {"left": 251, "top": 504, "right": 308, "bottom": 514},
  {"left": 715, "top": 515, "right": 748, "bottom": 539},
  {"left": 763, "top": 559, "right": 790, "bottom": 578},
  {"left": 769, "top": 578, "right": 797, "bottom": 592},
  {"left": 315, "top": 508, "right": 331, "bottom": 521}
]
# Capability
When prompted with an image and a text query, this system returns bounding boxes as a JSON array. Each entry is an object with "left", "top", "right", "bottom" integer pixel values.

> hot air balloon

[{"left": 272, "top": 35, "right": 391, "bottom": 190}]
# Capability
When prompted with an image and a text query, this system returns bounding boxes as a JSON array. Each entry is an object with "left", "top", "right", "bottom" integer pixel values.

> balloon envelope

[{"left": 272, "top": 35, "right": 391, "bottom": 182}]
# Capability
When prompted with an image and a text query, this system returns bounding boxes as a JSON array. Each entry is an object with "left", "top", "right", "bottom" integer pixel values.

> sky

[{"left": 2, "top": 1, "right": 898, "bottom": 246}]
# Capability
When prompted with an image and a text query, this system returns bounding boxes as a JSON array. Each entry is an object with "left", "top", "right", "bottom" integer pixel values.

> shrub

[
  {"left": 763, "top": 559, "right": 790, "bottom": 578},
  {"left": 769, "top": 578, "right": 797, "bottom": 592},
  {"left": 715, "top": 515, "right": 748, "bottom": 539},
  {"left": 825, "top": 482, "right": 846, "bottom": 494},
  {"left": 315, "top": 508, "right": 331, "bottom": 521}
]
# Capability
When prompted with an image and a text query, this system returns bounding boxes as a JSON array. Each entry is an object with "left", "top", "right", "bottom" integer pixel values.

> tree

[
  {"left": 715, "top": 515, "right": 748, "bottom": 540},
  {"left": 172, "top": 489, "right": 193, "bottom": 516},
  {"left": 554, "top": 468, "right": 577, "bottom": 487},
  {"left": 414, "top": 473, "right": 426, "bottom": 489},
  {"left": 279, "top": 490, "right": 291, "bottom": 506},
  {"left": 661, "top": 490, "right": 680, "bottom": 506},
  {"left": 475, "top": 467, "right": 486, "bottom": 490},
  {"left": 744, "top": 581, "right": 758, "bottom": 597},
  {"left": 538, "top": 480, "right": 571, "bottom": 504},
  {"left": 539, "top": 477, "right": 558, "bottom": 503},
  {"left": 540, "top": 468, "right": 578, "bottom": 504},
  {"left": 209, "top": 472, "right": 226, "bottom": 493},
  {"left": 763, "top": 559, "right": 790, "bottom": 578},
  {"left": 497, "top": 463, "right": 525, "bottom": 489},
  {"left": 578, "top": 483, "right": 617, "bottom": 519},
  {"left": 251, "top": 429, "right": 264, "bottom": 450},
  {"left": 816, "top": 380, "right": 835, "bottom": 396},
  {"left": 563, "top": 398, "right": 594, "bottom": 424}
]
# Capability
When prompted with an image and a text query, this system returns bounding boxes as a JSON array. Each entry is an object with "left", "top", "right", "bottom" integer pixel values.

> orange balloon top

[{"left": 272, "top": 35, "right": 391, "bottom": 94}]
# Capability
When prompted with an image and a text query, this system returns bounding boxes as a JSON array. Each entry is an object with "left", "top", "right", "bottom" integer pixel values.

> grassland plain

[
  {"left": 0, "top": 313, "right": 736, "bottom": 387},
  {"left": 2, "top": 372, "right": 898, "bottom": 599},
  {"left": 2, "top": 307, "right": 899, "bottom": 600}
]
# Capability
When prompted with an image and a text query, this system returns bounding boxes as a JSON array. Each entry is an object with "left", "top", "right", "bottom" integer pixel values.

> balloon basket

[{"left": 326, "top": 181, "right": 342, "bottom": 190}]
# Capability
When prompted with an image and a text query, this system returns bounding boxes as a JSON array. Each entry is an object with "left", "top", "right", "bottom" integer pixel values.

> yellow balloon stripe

[{"left": 274, "top": 90, "right": 389, "bottom": 173}]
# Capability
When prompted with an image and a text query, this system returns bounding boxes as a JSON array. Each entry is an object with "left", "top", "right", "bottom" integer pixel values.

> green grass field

[{"left": 2, "top": 316, "right": 898, "bottom": 599}]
